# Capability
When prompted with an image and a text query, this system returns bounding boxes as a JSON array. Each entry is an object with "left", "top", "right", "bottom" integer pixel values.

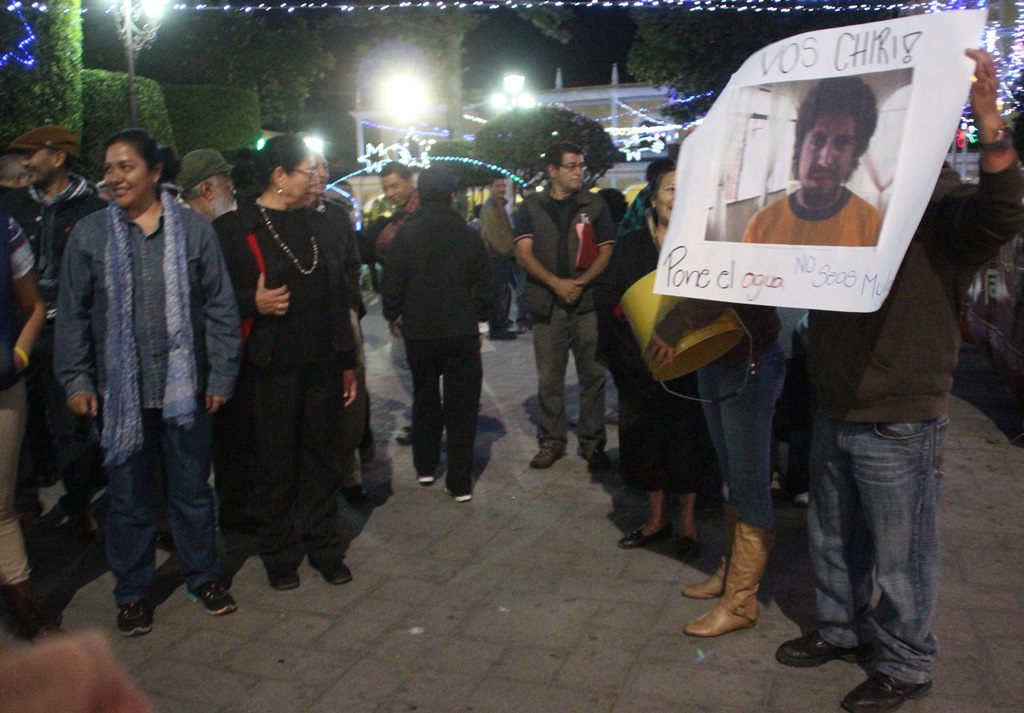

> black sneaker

[
  {"left": 188, "top": 581, "right": 238, "bottom": 616},
  {"left": 116, "top": 601, "right": 153, "bottom": 637}
]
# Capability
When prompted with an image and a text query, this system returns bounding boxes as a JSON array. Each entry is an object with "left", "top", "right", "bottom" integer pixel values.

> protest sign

[{"left": 655, "top": 9, "right": 988, "bottom": 312}]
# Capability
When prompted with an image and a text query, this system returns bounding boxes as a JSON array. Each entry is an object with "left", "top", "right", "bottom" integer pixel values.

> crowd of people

[{"left": 0, "top": 46, "right": 1019, "bottom": 713}]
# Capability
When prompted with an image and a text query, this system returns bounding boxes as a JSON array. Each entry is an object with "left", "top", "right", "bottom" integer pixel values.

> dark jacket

[
  {"left": 0, "top": 177, "right": 106, "bottom": 312},
  {"left": 320, "top": 199, "right": 366, "bottom": 319},
  {"left": 55, "top": 207, "right": 240, "bottom": 401},
  {"left": 595, "top": 225, "right": 702, "bottom": 403},
  {"left": 381, "top": 202, "right": 493, "bottom": 341},
  {"left": 807, "top": 163, "right": 1024, "bottom": 422},
  {"left": 213, "top": 203, "right": 357, "bottom": 370},
  {"left": 513, "top": 189, "right": 615, "bottom": 318}
]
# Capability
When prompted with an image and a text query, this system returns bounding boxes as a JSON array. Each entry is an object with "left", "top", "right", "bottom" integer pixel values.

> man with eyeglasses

[{"left": 513, "top": 141, "right": 615, "bottom": 470}]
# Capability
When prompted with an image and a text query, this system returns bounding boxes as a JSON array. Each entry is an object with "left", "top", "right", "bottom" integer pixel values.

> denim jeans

[
  {"left": 809, "top": 414, "right": 947, "bottom": 684},
  {"left": 105, "top": 408, "right": 220, "bottom": 605},
  {"left": 532, "top": 305, "right": 606, "bottom": 454},
  {"left": 698, "top": 340, "right": 784, "bottom": 531}
]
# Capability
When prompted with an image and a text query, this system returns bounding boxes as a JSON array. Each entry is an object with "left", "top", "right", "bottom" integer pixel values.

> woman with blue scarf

[{"left": 55, "top": 129, "right": 242, "bottom": 637}]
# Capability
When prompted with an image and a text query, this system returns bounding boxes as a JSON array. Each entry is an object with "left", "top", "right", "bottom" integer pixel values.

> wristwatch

[{"left": 978, "top": 125, "right": 1014, "bottom": 153}]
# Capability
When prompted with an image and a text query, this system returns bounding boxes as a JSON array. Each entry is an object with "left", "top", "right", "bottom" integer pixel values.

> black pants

[
  {"left": 250, "top": 360, "right": 345, "bottom": 569},
  {"left": 16, "top": 324, "right": 104, "bottom": 516},
  {"left": 406, "top": 335, "right": 482, "bottom": 497},
  {"left": 212, "top": 365, "right": 254, "bottom": 526},
  {"left": 487, "top": 254, "right": 515, "bottom": 334}
]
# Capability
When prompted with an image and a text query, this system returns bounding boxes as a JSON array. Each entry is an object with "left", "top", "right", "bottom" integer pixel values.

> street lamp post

[
  {"left": 491, "top": 73, "right": 536, "bottom": 112},
  {"left": 109, "top": 0, "right": 166, "bottom": 126}
]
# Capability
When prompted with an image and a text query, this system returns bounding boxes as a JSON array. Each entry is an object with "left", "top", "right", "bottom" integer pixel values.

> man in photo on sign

[{"left": 742, "top": 76, "right": 883, "bottom": 248}]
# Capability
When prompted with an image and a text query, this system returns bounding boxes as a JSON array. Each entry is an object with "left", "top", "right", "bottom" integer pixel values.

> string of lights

[
  {"left": 359, "top": 119, "right": 450, "bottom": 137},
  {"left": 9, "top": 0, "right": 994, "bottom": 14},
  {"left": 1, "top": 4, "right": 36, "bottom": 69},
  {"left": 340, "top": 153, "right": 526, "bottom": 183}
]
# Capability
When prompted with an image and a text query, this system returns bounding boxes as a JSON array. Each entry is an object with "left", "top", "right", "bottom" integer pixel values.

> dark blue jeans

[
  {"left": 698, "top": 340, "right": 785, "bottom": 531},
  {"left": 809, "top": 414, "right": 947, "bottom": 684},
  {"left": 105, "top": 408, "right": 219, "bottom": 605}
]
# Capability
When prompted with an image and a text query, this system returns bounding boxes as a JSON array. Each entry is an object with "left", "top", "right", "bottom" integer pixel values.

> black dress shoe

[
  {"left": 314, "top": 559, "right": 353, "bottom": 585},
  {"left": 154, "top": 530, "right": 176, "bottom": 552},
  {"left": 675, "top": 536, "right": 700, "bottom": 563},
  {"left": 488, "top": 330, "right": 518, "bottom": 341},
  {"left": 776, "top": 630, "right": 873, "bottom": 668},
  {"left": 618, "top": 524, "right": 672, "bottom": 549},
  {"left": 341, "top": 485, "right": 369, "bottom": 505},
  {"left": 266, "top": 567, "right": 300, "bottom": 591},
  {"left": 841, "top": 673, "right": 932, "bottom": 712}
]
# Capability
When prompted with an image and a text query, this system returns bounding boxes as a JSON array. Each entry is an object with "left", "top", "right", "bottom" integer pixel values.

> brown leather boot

[
  {"left": 1, "top": 581, "right": 62, "bottom": 640},
  {"left": 683, "top": 521, "right": 774, "bottom": 637},
  {"left": 681, "top": 503, "right": 738, "bottom": 599}
]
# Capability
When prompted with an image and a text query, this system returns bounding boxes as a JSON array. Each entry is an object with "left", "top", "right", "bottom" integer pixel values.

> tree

[
  {"left": 0, "top": 1, "right": 85, "bottom": 146},
  {"left": 350, "top": 8, "right": 573, "bottom": 137},
  {"left": 628, "top": 8, "right": 895, "bottom": 123},
  {"left": 427, "top": 138, "right": 494, "bottom": 188},
  {"left": 82, "top": 12, "right": 337, "bottom": 132},
  {"left": 474, "top": 105, "right": 616, "bottom": 187}
]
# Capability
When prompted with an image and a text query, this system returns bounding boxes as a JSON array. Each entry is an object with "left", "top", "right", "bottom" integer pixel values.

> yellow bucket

[{"left": 620, "top": 270, "right": 744, "bottom": 381}]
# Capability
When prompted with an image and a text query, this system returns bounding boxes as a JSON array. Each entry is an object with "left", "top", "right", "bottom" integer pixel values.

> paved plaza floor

[{"left": 18, "top": 295, "right": 1024, "bottom": 712}]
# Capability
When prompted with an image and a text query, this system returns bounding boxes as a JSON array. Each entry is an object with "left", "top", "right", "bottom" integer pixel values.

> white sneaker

[
  {"left": 793, "top": 492, "right": 810, "bottom": 507},
  {"left": 445, "top": 489, "right": 472, "bottom": 503},
  {"left": 417, "top": 474, "right": 435, "bottom": 486}
]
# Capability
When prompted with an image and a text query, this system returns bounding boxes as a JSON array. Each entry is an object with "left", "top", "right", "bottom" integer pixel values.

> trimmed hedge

[
  {"left": 79, "top": 69, "right": 176, "bottom": 179},
  {"left": 162, "top": 83, "right": 261, "bottom": 156},
  {"left": 0, "top": 0, "right": 85, "bottom": 148}
]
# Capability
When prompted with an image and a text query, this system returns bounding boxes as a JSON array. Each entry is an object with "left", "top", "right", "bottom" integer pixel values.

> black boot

[{"left": 2, "top": 581, "right": 61, "bottom": 639}]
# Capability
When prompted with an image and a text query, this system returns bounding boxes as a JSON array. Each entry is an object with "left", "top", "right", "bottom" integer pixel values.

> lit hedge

[
  {"left": 0, "top": 0, "right": 85, "bottom": 148},
  {"left": 78, "top": 69, "right": 177, "bottom": 180},
  {"left": 162, "top": 83, "right": 261, "bottom": 156}
]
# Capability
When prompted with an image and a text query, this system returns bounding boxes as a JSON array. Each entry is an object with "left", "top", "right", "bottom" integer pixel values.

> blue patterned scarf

[{"left": 102, "top": 189, "right": 197, "bottom": 467}]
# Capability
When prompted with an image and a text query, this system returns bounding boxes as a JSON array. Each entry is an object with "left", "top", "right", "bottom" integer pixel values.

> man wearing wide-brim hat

[{"left": 178, "top": 149, "right": 236, "bottom": 222}]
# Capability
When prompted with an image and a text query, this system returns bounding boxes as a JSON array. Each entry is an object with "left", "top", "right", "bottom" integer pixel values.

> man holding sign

[
  {"left": 775, "top": 49, "right": 1024, "bottom": 713},
  {"left": 742, "top": 76, "right": 883, "bottom": 247}
]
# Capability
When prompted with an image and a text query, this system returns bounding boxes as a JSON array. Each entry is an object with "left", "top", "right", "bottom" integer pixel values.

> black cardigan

[{"left": 213, "top": 203, "right": 357, "bottom": 370}]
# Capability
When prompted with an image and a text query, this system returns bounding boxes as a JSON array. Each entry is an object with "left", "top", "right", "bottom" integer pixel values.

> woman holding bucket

[
  {"left": 596, "top": 162, "right": 716, "bottom": 561},
  {"left": 647, "top": 201, "right": 784, "bottom": 638}
]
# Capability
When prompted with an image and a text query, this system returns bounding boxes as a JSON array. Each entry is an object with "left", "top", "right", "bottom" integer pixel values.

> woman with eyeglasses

[{"left": 214, "top": 135, "right": 358, "bottom": 592}]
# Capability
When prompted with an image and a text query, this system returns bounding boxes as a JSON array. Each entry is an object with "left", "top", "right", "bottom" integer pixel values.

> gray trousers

[{"left": 532, "top": 305, "right": 606, "bottom": 454}]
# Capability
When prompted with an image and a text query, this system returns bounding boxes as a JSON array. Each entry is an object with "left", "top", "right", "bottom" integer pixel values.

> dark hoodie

[
  {"left": 807, "top": 163, "right": 1024, "bottom": 422},
  {"left": 0, "top": 174, "right": 105, "bottom": 312}
]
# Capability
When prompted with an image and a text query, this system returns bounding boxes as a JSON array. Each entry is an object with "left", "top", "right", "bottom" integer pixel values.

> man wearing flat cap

[
  {"left": 178, "top": 149, "right": 237, "bottom": 222},
  {"left": 0, "top": 125, "right": 106, "bottom": 538},
  {"left": 381, "top": 166, "right": 494, "bottom": 502}
]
